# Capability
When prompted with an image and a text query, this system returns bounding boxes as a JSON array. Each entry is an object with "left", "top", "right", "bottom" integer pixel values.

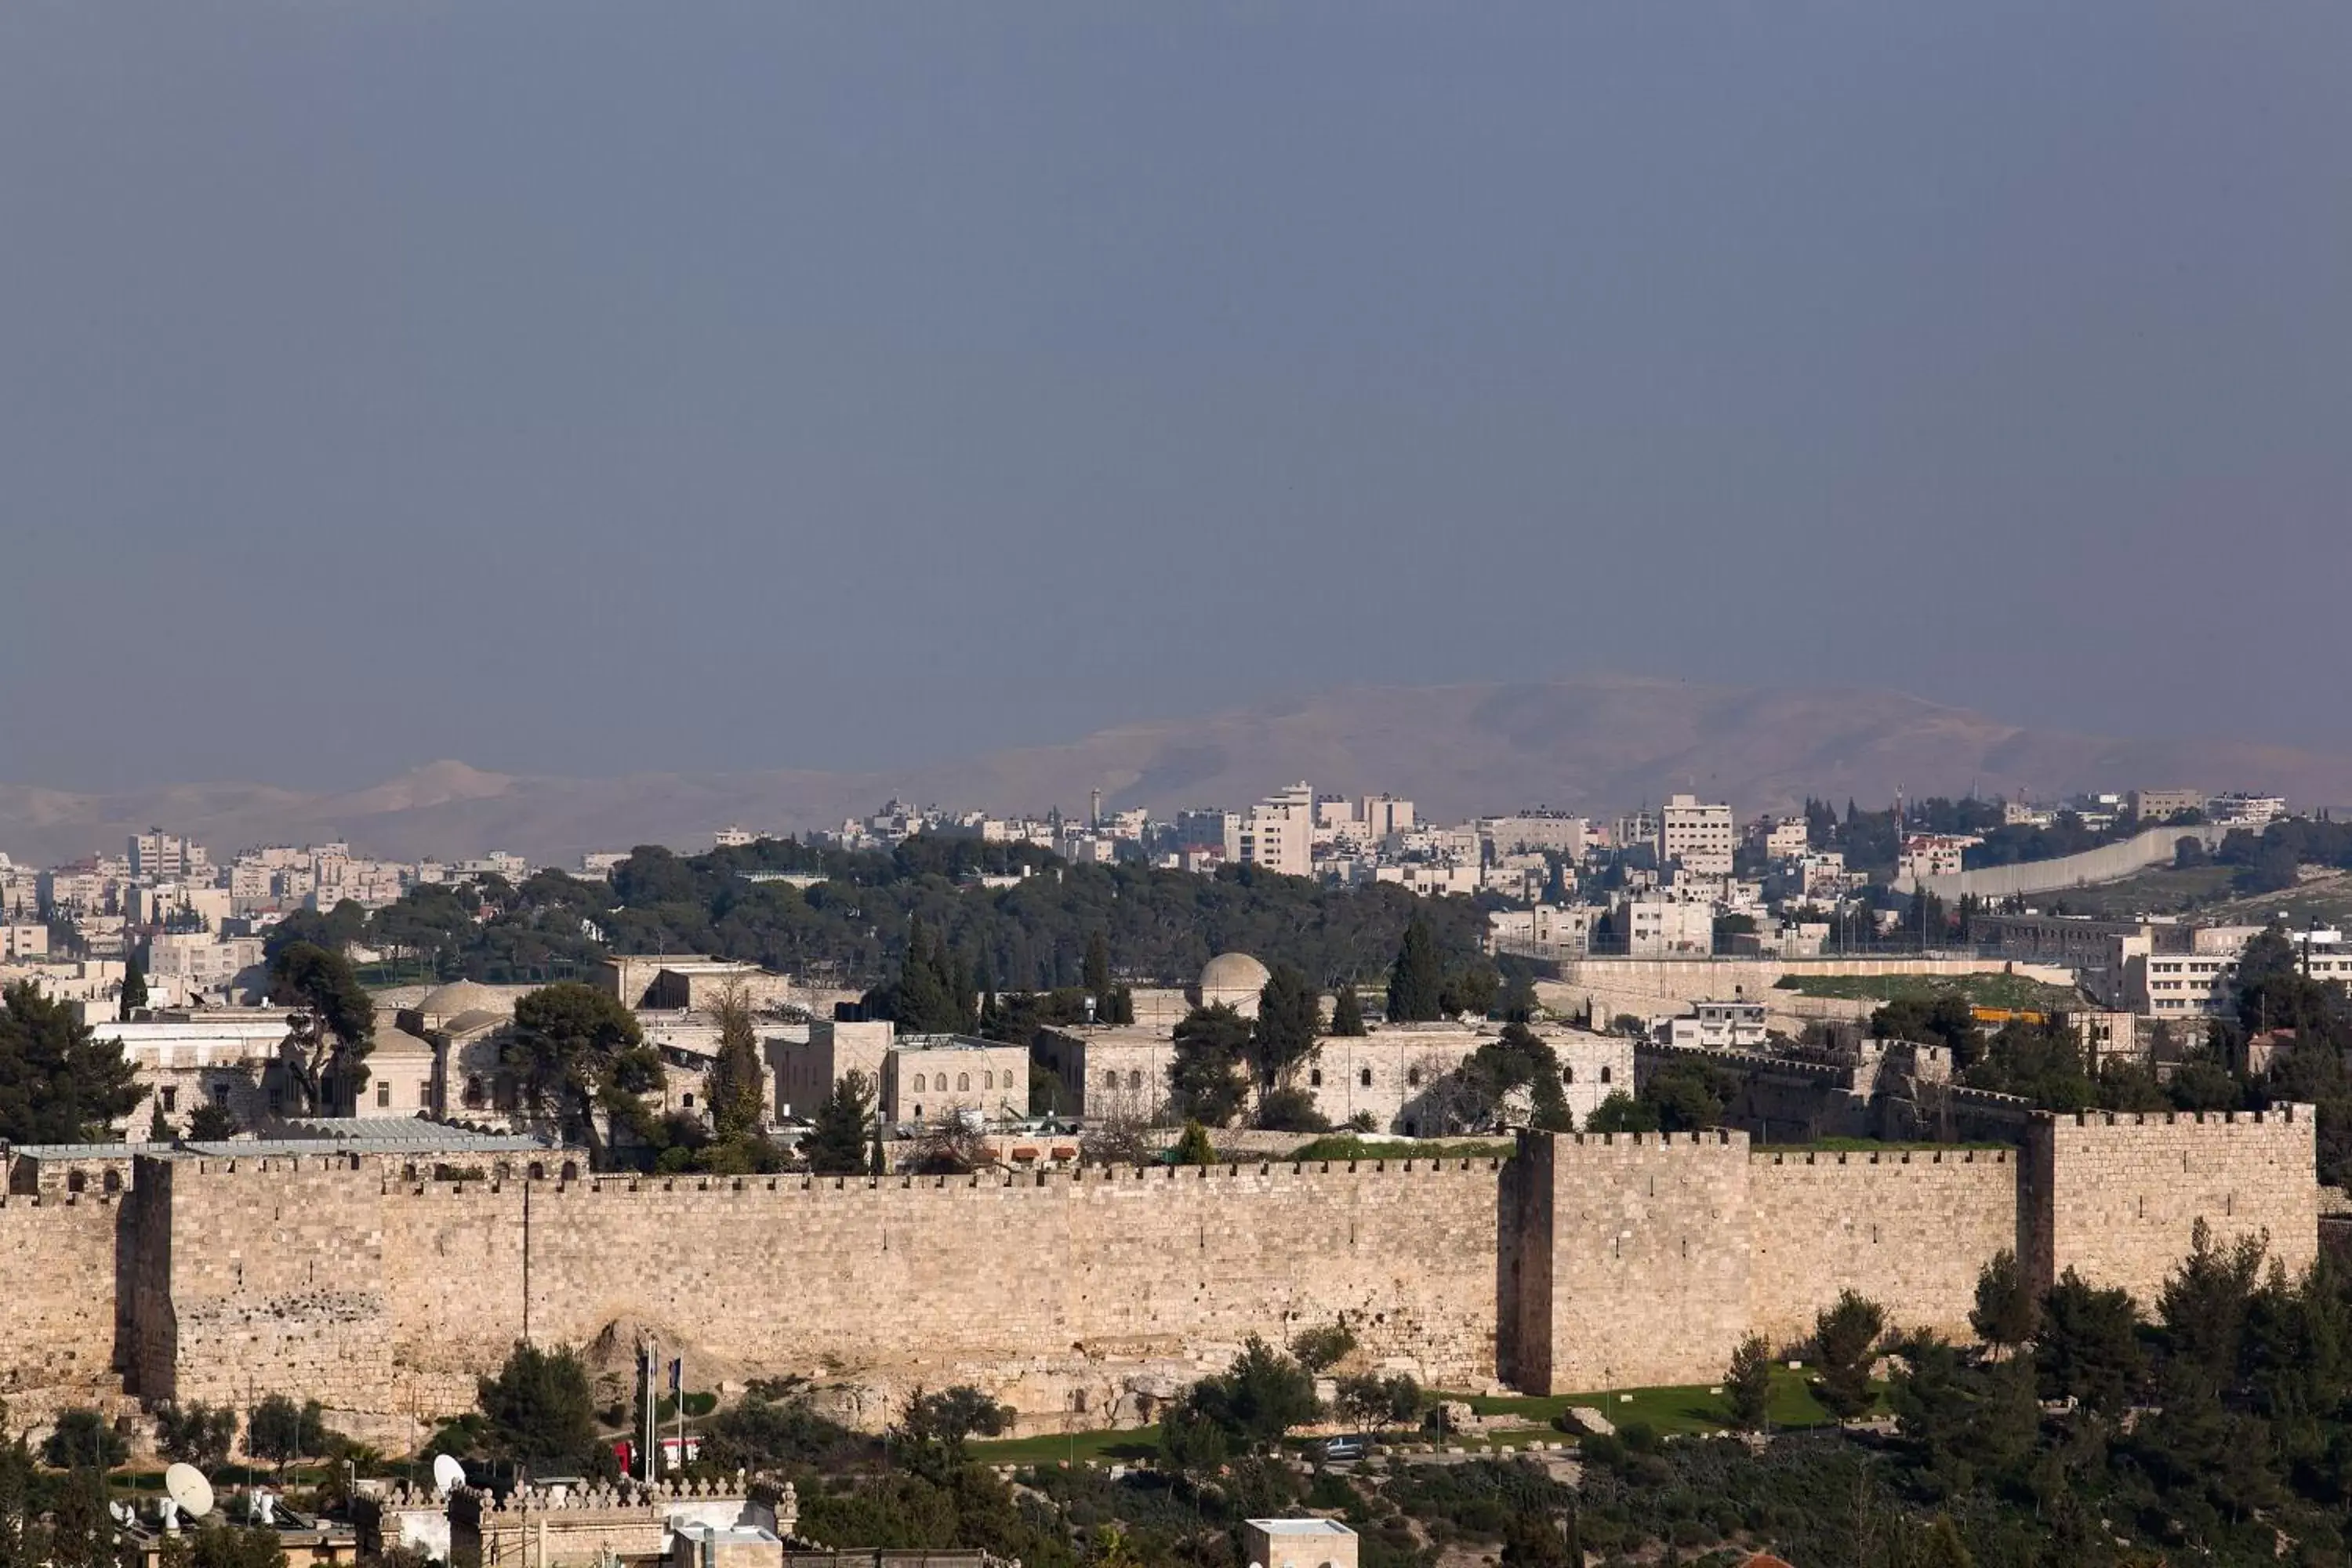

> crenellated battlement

[
  {"left": 2053, "top": 1103, "right": 2310, "bottom": 1129},
  {"left": 1753, "top": 1145, "right": 2013, "bottom": 1167},
  {"left": 369, "top": 1156, "right": 1508, "bottom": 1202}
]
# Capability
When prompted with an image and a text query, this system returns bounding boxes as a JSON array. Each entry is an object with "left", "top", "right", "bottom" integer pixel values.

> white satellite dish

[
  {"left": 165, "top": 1464, "right": 215, "bottom": 1520},
  {"left": 432, "top": 1454, "right": 466, "bottom": 1496}
]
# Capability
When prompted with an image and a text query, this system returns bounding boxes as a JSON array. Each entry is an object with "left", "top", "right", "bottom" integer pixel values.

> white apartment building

[
  {"left": 1660, "top": 999, "right": 1769, "bottom": 1051},
  {"left": 2, "top": 923, "right": 49, "bottom": 960},
  {"left": 1372, "top": 861, "right": 1480, "bottom": 898},
  {"left": 2211, "top": 793, "right": 2287, "bottom": 827},
  {"left": 1237, "top": 782, "right": 1315, "bottom": 877},
  {"left": 1896, "top": 833, "right": 1980, "bottom": 882},
  {"left": 1617, "top": 895, "right": 1715, "bottom": 957},
  {"left": 1757, "top": 817, "right": 1810, "bottom": 858},
  {"left": 1658, "top": 794, "right": 1735, "bottom": 877},
  {"left": 1487, "top": 904, "right": 1596, "bottom": 956},
  {"left": 1481, "top": 813, "right": 1590, "bottom": 856},
  {"left": 129, "top": 829, "right": 209, "bottom": 884}
]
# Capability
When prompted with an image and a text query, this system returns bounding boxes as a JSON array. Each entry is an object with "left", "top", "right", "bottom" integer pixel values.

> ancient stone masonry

[
  {"left": 0, "top": 1192, "right": 122, "bottom": 1422},
  {"left": 10, "top": 1110, "right": 2318, "bottom": 1439}
]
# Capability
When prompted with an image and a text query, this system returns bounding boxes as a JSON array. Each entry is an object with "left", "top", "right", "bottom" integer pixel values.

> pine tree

[
  {"left": 1329, "top": 983, "right": 1368, "bottom": 1036},
  {"left": 1386, "top": 917, "right": 1446, "bottom": 1022}
]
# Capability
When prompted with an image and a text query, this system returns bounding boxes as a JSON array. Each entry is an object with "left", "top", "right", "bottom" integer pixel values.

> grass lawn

[
  {"left": 968, "top": 1427, "right": 1162, "bottom": 1465},
  {"left": 1457, "top": 1366, "right": 1857, "bottom": 1437},
  {"left": 1772, "top": 971, "right": 2081, "bottom": 1011}
]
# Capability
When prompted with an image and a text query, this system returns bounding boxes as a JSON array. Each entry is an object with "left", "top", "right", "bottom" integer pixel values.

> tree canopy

[
  {"left": 267, "top": 941, "right": 376, "bottom": 1112},
  {"left": 506, "top": 982, "right": 663, "bottom": 1165},
  {"left": 0, "top": 983, "right": 142, "bottom": 1143}
]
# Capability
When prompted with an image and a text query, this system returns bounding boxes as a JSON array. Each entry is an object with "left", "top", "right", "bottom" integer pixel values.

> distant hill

[{"left": 4, "top": 675, "right": 2348, "bottom": 866}]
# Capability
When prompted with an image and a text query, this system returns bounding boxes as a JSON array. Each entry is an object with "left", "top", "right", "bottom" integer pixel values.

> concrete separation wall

[{"left": 1904, "top": 823, "right": 2233, "bottom": 900}]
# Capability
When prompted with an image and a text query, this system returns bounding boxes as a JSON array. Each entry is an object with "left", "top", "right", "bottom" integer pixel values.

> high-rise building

[
  {"left": 1657, "top": 793, "right": 1735, "bottom": 877},
  {"left": 1238, "top": 782, "right": 1315, "bottom": 877}
]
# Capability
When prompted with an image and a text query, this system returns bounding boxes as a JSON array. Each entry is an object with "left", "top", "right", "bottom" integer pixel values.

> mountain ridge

[{"left": 2, "top": 675, "right": 2344, "bottom": 866}]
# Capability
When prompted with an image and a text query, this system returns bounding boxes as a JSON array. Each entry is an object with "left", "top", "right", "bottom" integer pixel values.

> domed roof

[
  {"left": 417, "top": 979, "right": 509, "bottom": 1019},
  {"left": 1200, "top": 952, "right": 1271, "bottom": 995}
]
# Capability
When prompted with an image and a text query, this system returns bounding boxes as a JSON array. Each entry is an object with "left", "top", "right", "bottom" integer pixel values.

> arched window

[
  {"left": 1359, "top": 1068, "right": 1373, "bottom": 1087},
  {"left": 913, "top": 1105, "right": 923, "bottom": 1120},
  {"left": 463, "top": 1076, "right": 485, "bottom": 1109},
  {"left": 1129, "top": 1070, "right": 1142, "bottom": 1090},
  {"left": 982, "top": 1071, "right": 994, "bottom": 1090},
  {"left": 561, "top": 1160, "right": 580, "bottom": 1181},
  {"left": 1103, "top": 1069, "right": 1118, "bottom": 1087},
  {"left": 1406, "top": 1068, "right": 1422, "bottom": 1087},
  {"left": 1308, "top": 1069, "right": 1323, "bottom": 1087},
  {"left": 913, "top": 1073, "right": 927, "bottom": 1093},
  {"left": 67, "top": 1171, "right": 87, "bottom": 1193},
  {"left": 102, "top": 1169, "right": 122, "bottom": 1194},
  {"left": 1599, "top": 1065, "right": 1613, "bottom": 1083},
  {"left": 1562, "top": 1065, "right": 1574, "bottom": 1084},
  {"left": 956, "top": 1073, "right": 971, "bottom": 1091}
]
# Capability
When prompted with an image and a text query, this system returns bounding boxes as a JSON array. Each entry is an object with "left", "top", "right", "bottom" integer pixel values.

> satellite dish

[
  {"left": 165, "top": 1464, "right": 215, "bottom": 1521},
  {"left": 432, "top": 1454, "right": 466, "bottom": 1496}
]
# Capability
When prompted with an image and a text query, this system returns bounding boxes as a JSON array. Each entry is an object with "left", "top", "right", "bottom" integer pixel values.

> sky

[{"left": 2, "top": 2, "right": 2348, "bottom": 792}]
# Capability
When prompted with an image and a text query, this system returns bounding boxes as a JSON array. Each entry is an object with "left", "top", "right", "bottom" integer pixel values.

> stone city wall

[
  {"left": 1747, "top": 1147, "right": 2020, "bottom": 1350},
  {"left": 2025, "top": 1106, "right": 2317, "bottom": 1304},
  {"left": 96, "top": 1110, "right": 2324, "bottom": 1438},
  {"left": 141, "top": 1155, "right": 1505, "bottom": 1434},
  {"left": 0, "top": 1193, "right": 122, "bottom": 1421}
]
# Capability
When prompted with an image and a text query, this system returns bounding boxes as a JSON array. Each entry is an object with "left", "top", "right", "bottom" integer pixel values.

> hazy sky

[{"left": 4, "top": 2, "right": 2348, "bottom": 792}]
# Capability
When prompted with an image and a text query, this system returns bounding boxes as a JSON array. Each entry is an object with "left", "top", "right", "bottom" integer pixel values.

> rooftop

[{"left": 1247, "top": 1520, "right": 1355, "bottom": 1537}]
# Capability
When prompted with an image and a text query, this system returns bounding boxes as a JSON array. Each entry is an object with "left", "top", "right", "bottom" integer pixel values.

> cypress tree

[
  {"left": 1083, "top": 931, "right": 1112, "bottom": 1000},
  {"left": 1387, "top": 917, "right": 1446, "bottom": 1022},
  {"left": 1330, "top": 982, "right": 1367, "bottom": 1036},
  {"left": 118, "top": 956, "right": 148, "bottom": 1022}
]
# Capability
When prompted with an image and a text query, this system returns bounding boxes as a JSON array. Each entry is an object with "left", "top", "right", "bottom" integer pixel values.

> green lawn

[
  {"left": 1772, "top": 971, "right": 2081, "bottom": 1011},
  {"left": 967, "top": 1427, "right": 1162, "bottom": 1465},
  {"left": 1457, "top": 1366, "right": 1857, "bottom": 1437}
]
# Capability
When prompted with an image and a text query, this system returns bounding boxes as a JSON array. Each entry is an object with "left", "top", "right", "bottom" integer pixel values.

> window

[
  {"left": 1359, "top": 1068, "right": 1373, "bottom": 1087},
  {"left": 161, "top": 1087, "right": 178, "bottom": 1113},
  {"left": 376, "top": 1081, "right": 390, "bottom": 1108},
  {"left": 913, "top": 1105, "right": 923, "bottom": 1120},
  {"left": 682, "top": 1093, "right": 695, "bottom": 1109},
  {"left": 1599, "top": 1065, "right": 1613, "bottom": 1084},
  {"left": 1561, "top": 1065, "right": 1573, "bottom": 1084},
  {"left": 1129, "top": 1070, "right": 1142, "bottom": 1090},
  {"left": 1103, "top": 1069, "right": 1117, "bottom": 1087},
  {"left": 419, "top": 1083, "right": 430, "bottom": 1108},
  {"left": 212, "top": 1083, "right": 230, "bottom": 1108},
  {"left": 982, "top": 1071, "right": 993, "bottom": 1090},
  {"left": 463, "top": 1076, "right": 485, "bottom": 1109},
  {"left": 1308, "top": 1069, "right": 1323, "bottom": 1087},
  {"left": 956, "top": 1073, "right": 970, "bottom": 1091},
  {"left": 913, "top": 1073, "right": 927, "bottom": 1093},
  {"left": 1407, "top": 1068, "right": 1421, "bottom": 1087}
]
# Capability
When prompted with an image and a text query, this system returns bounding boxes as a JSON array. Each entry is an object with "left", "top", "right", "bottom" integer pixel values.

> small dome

[
  {"left": 416, "top": 979, "right": 508, "bottom": 1019},
  {"left": 1199, "top": 953, "right": 1271, "bottom": 996}
]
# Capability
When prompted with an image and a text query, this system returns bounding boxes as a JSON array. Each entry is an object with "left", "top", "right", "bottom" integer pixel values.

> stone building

[
  {"left": 883, "top": 1036, "right": 1029, "bottom": 1126},
  {"left": 1243, "top": 1520, "right": 1358, "bottom": 1568}
]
